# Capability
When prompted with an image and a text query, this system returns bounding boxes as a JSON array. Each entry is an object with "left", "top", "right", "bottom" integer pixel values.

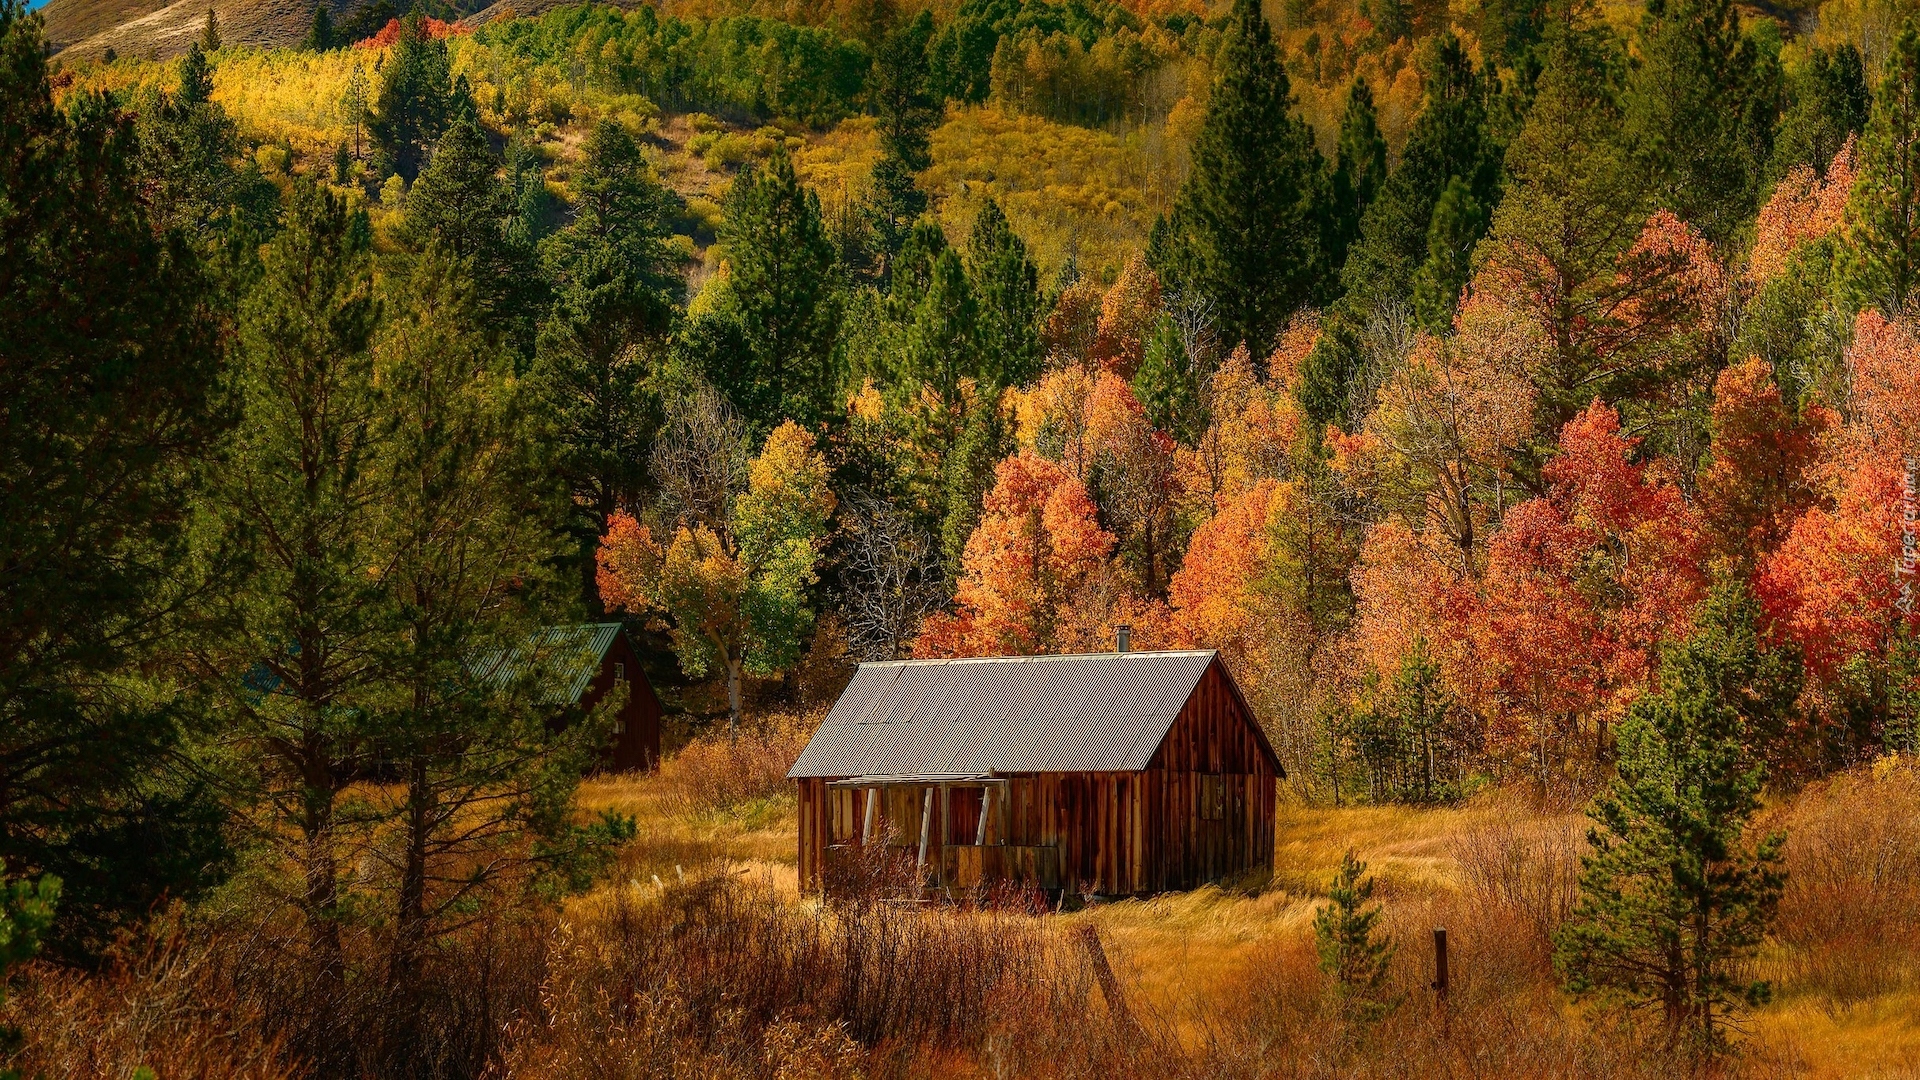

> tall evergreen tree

[
  {"left": 369, "top": 13, "right": 456, "bottom": 181},
  {"left": 938, "top": 405, "right": 1007, "bottom": 577},
  {"left": 402, "top": 113, "right": 541, "bottom": 353},
  {"left": 0, "top": 0, "right": 230, "bottom": 957},
  {"left": 403, "top": 115, "right": 510, "bottom": 260},
  {"left": 305, "top": 3, "right": 338, "bottom": 51},
  {"left": 964, "top": 198, "right": 1043, "bottom": 390},
  {"left": 1157, "top": 0, "right": 1327, "bottom": 365},
  {"left": 1622, "top": 0, "right": 1775, "bottom": 244},
  {"left": 900, "top": 247, "right": 980, "bottom": 427},
  {"left": 1330, "top": 77, "right": 1388, "bottom": 271},
  {"left": 535, "top": 120, "right": 684, "bottom": 609},
  {"left": 200, "top": 5, "right": 220, "bottom": 52},
  {"left": 1304, "top": 33, "right": 1506, "bottom": 425},
  {"left": 1770, "top": 44, "right": 1869, "bottom": 179},
  {"left": 134, "top": 41, "right": 276, "bottom": 256},
  {"left": 178, "top": 38, "right": 212, "bottom": 104},
  {"left": 885, "top": 215, "right": 949, "bottom": 319},
  {"left": 1408, "top": 176, "right": 1490, "bottom": 330},
  {"left": 370, "top": 249, "right": 595, "bottom": 1044},
  {"left": 1132, "top": 314, "right": 1203, "bottom": 443},
  {"left": 1841, "top": 22, "right": 1920, "bottom": 317},
  {"left": 867, "top": 10, "right": 939, "bottom": 268},
  {"left": 193, "top": 181, "right": 386, "bottom": 976},
  {"left": 1474, "top": 17, "right": 1646, "bottom": 472},
  {"left": 713, "top": 146, "right": 842, "bottom": 433},
  {"left": 1340, "top": 32, "right": 1504, "bottom": 313},
  {"left": 1554, "top": 583, "right": 1789, "bottom": 1050}
]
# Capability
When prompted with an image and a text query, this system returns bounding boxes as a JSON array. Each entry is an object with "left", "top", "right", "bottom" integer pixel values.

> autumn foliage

[
  {"left": 915, "top": 451, "right": 1116, "bottom": 657},
  {"left": 1759, "top": 311, "right": 1920, "bottom": 685},
  {"left": 355, "top": 17, "right": 469, "bottom": 48}
]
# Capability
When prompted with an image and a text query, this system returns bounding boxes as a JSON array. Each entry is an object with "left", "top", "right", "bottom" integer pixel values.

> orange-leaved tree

[
  {"left": 1178, "top": 344, "right": 1304, "bottom": 514},
  {"left": 1090, "top": 253, "right": 1162, "bottom": 378},
  {"left": 1748, "top": 134, "right": 1856, "bottom": 288},
  {"left": 1332, "top": 328, "right": 1535, "bottom": 571},
  {"left": 914, "top": 450, "right": 1115, "bottom": 657},
  {"left": 1758, "top": 311, "right": 1920, "bottom": 697},
  {"left": 1698, "top": 356, "right": 1830, "bottom": 569},
  {"left": 1085, "top": 374, "right": 1181, "bottom": 595},
  {"left": 1476, "top": 401, "right": 1706, "bottom": 779}
]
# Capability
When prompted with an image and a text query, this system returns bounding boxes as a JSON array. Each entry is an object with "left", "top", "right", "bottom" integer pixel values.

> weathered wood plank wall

[{"left": 797, "top": 657, "right": 1278, "bottom": 895}]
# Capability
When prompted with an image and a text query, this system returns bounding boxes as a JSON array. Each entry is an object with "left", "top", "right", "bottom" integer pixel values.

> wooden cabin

[
  {"left": 789, "top": 647, "right": 1280, "bottom": 896},
  {"left": 488, "top": 623, "right": 663, "bottom": 771}
]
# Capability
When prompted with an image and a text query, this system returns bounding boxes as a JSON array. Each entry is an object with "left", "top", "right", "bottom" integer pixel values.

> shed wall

[
  {"left": 579, "top": 633, "right": 662, "bottom": 771},
  {"left": 797, "top": 657, "right": 1276, "bottom": 894}
]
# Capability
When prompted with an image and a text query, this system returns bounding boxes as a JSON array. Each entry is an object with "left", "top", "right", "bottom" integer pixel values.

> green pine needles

[
  {"left": 1554, "top": 586, "right": 1788, "bottom": 1051},
  {"left": 1314, "top": 849, "right": 1397, "bottom": 1020}
]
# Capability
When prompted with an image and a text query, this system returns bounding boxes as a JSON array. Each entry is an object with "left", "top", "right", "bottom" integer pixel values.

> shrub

[{"left": 654, "top": 711, "right": 816, "bottom": 813}]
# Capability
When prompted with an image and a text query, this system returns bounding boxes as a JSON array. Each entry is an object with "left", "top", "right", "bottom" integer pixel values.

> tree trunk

[
  {"left": 299, "top": 753, "right": 343, "bottom": 969},
  {"left": 726, "top": 657, "right": 744, "bottom": 735},
  {"left": 397, "top": 754, "right": 431, "bottom": 954}
]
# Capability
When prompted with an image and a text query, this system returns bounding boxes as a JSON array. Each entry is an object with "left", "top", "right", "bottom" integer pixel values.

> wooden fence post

[
  {"left": 1432, "top": 927, "right": 1449, "bottom": 998},
  {"left": 1075, "top": 924, "right": 1139, "bottom": 1036}
]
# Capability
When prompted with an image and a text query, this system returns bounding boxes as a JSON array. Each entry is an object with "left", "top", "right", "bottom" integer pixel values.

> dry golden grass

[{"left": 12, "top": 745, "right": 1920, "bottom": 1077}]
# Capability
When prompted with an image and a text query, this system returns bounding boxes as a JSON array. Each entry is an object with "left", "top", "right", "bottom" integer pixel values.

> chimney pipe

[{"left": 1114, "top": 624, "right": 1131, "bottom": 654}]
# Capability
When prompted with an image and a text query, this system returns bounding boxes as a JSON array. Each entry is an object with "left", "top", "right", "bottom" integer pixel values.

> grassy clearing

[
  {"left": 557, "top": 760, "right": 1920, "bottom": 1077},
  {"left": 12, "top": 745, "right": 1920, "bottom": 1076}
]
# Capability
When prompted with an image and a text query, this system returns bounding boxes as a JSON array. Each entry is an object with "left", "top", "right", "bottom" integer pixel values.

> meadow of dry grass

[{"left": 8, "top": 737, "right": 1920, "bottom": 1078}]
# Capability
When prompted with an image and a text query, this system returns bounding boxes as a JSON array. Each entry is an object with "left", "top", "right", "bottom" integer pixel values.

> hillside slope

[{"left": 42, "top": 0, "right": 326, "bottom": 59}]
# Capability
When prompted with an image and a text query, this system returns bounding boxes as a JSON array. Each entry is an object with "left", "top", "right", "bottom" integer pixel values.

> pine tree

[
  {"left": 938, "top": 405, "right": 1007, "bottom": 577},
  {"left": 195, "top": 180, "right": 386, "bottom": 971},
  {"left": 1622, "top": 0, "right": 1774, "bottom": 245},
  {"left": 0, "top": 0, "right": 229, "bottom": 957},
  {"left": 867, "top": 11, "right": 939, "bottom": 267},
  {"left": 1330, "top": 77, "right": 1388, "bottom": 271},
  {"left": 1340, "top": 32, "right": 1503, "bottom": 313},
  {"left": 1132, "top": 314, "right": 1203, "bottom": 444},
  {"left": 177, "top": 39, "right": 211, "bottom": 104},
  {"left": 1475, "top": 17, "right": 1645, "bottom": 463},
  {"left": 965, "top": 198, "right": 1042, "bottom": 390},
  {"left": 1304, "top": 33, "right": 1506, "bottom": 426},
  {"left": 1408, "top": 176, "right": 1489, "bottom": 330},
  {"left": 1314, "top": 849, "right": 1397, "bottom": 1019},
  {"left": 370, "top": 248, "right": 593, "bottom": 1031},
  {"left": 714, "top": 145, "right": 842, "bottom": 433},
  {"left": 403, "top": 115, "right": 507, "bottom": 259},
  {"left": 536, "top": 120, "right": 684, "bottom": 608},
  {"left": 342, "top": 64, "right": 369, "bottom": 161},
  {"left": 306, "top": 3, "right": 337, "bottom": 52},
  {"left": 885, "top": 215, "right": 949, "bottom": 319},
  {"left": 369, "top": 13, "right": 455, "bottom": 181},
  {"left": 1553, "top": 584, "right": 1789, "bottom": 1050},
  {"left": 404, "top": 114, "right": 542, "bottom": 355},
  {"left": 1841, "top": 22, "right": 1920, "bottom": 317},
  {"left": 200, "top": 6, "right": 219, "bottom": 52},
  {"left": 1478, "top": 0, "right": 1549, "bottom": 68},
  {"left": 1770, "top": 44, "right": 1869, "bottom": 179},
  {"left": 135, "top": 42, "right": 263, "bottom": 248},
  {"left": 1159, "top": 0, "right": 1327, "bottom": 363},
  {"left": 900, "top": 246, "right": 980, "bottom": 443}
]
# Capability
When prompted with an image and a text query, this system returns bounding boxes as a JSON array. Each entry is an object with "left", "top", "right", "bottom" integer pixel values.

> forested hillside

[{"left": 8, "top": 0, "right": 1920, "bottom": 1070}]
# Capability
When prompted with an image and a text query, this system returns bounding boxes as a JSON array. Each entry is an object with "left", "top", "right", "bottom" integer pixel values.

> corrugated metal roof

[
  {"left": 474, "top": 623, "right": 623, "bottom": 705},
  {"left": 788, "top": 650, "right": 1224, "bottom": 778}
]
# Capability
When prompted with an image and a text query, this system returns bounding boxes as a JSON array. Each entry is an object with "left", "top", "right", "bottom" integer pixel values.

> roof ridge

[
  {"left": 857, "top": 649, "right": 1216, "bottom": 669},
  {"left": 790, "top": 650, "right": 1229, "bottom": 778}
]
